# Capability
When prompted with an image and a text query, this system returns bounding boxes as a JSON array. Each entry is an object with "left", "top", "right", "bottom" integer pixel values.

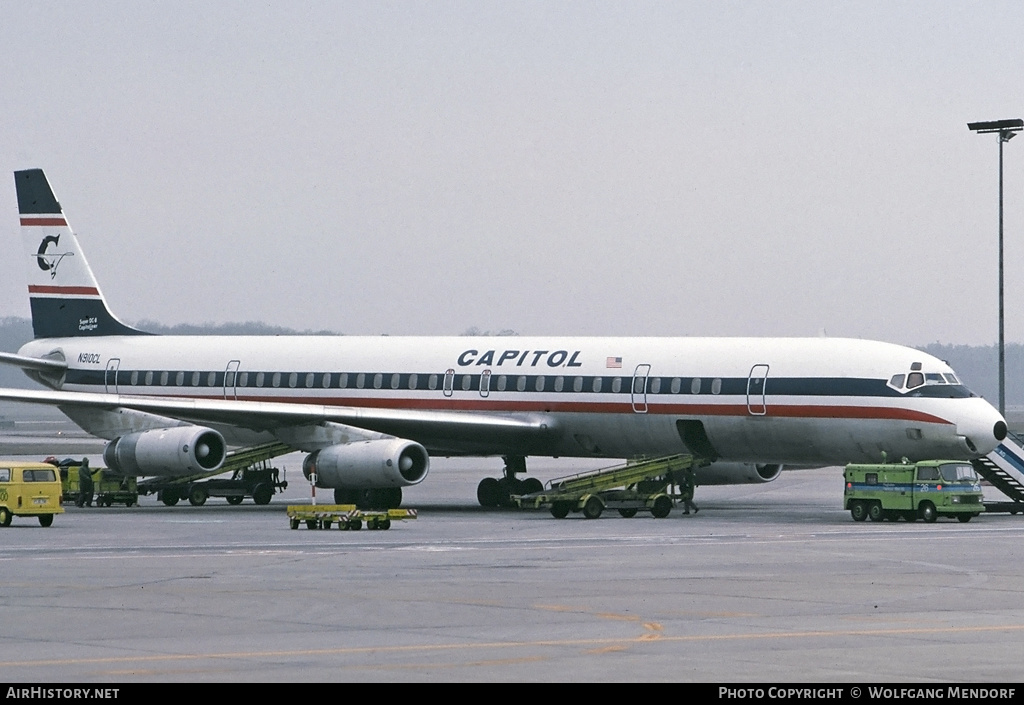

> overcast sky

[{"left": 1, "top": 1, "right": 1022, "bottom": 344}]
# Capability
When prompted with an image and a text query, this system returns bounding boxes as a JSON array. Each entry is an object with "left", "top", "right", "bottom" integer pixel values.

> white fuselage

[{"left": 19, "top": 334, "right": 1005, "bottom": 465}]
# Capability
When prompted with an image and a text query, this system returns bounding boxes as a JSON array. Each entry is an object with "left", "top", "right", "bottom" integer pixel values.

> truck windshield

[{"left": 939, "top": 464, "right": 977, "bottom": 483}]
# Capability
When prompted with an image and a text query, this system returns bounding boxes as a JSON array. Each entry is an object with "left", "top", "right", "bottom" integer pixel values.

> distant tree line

[{"left": 0, "top": 317, "right": 1015, "bottom": 405}]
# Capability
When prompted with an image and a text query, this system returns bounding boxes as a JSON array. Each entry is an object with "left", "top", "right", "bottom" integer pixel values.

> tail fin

[{"left": 14, "top": 169, "right": 149, "bottom": 338}]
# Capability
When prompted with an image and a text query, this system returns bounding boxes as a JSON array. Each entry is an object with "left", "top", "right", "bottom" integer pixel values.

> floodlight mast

[{"left": 968, "top": 118, "right": 1023, "bottom": 416}]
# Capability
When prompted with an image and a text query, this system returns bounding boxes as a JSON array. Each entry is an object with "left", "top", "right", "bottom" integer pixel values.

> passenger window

[
  {"left": 496, "top": 375, "right": 506, "bottom": 391},
  {"left": 322, "top": 373, "right": 331, "bottom": 388},
  {"left": 161, "top": 371, "right": 169, "bottom": 386},
  {"left": 691, "top": 378, "right": 702, "bottom": 394},
  {"left": 356, "top": 373, "right": 366, "bottom": 389},
  {"left": 461, "top": 375, "right": 472, "bottom": 391},
  {"left": 592, "top": 377, "right": 603, "bottom": 393},
  {"left": 650, "top": 378, "right": 662, "bottom": 394},
  {"left": 272, "top": 372, "right": 282, "bottom": 388},
  {"left": 307, "top": 373, "right": 315, "bottom": 388},
  {"left": 239, "top": 372, "right": 249, "bottom": 387},
  {"left": 131, "top": 371, "right": 138, "bottom": 385},
  {"left": 191, "top": 371, "right": 200, "bottom": 386},
  {"left": 175, "top": 371, "right": 184, "bottom": 386},
  {"left": 517, "top": 376, "right": 527, "bottom": 392},
  {"left": 0, "top": 468, "right": 9, "bottom": 482},
  {"left": 408, "top": 373, "right": 418, "bottom": 390},
  {"left": 554, "top": 376, "right": 564, "bottom": 392},
  {"left": 671, "top": 377, "right": 681, "bottom": 394},
  {"left": 573, "top": 377, "right": 583, "bottom": 392},
  {"left": 256, "top": 372, "right": 265, "bottom": 387},
  {"left": 145, "top": 371, "right": 154, "bottom": 385},
  {"left": 289, "top": 372, "right": 297, "bottom": 388},
  {"left": 711, "top": 378, "right": 722, "bottom": 395},
  {"left": 428, "top": 374, "right": 438, "bottom": 391},
  {"left": 391, "top": 373, "right": 400, "bottom": 389},
  {"left": 208, "top": 371, "right": 217, "bottom": 386},
  {"left": 535, "top": 376, "right": 546, "bottom": 392},
  {"left": 612, "top": 377, "right": 622, "bottom": 393},
  {"left": 374, "top": 373, "right": 383, "bottom": 389},
  {"left": 339, "top": 373, "right": 348, "bottom": 388}
]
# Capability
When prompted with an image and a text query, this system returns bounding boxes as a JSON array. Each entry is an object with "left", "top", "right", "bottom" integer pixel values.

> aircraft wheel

[
  {"left": 227, "top": 495, "right": 244, "bottom": 505},
  {"left": 868, "top": 502, "right": 884, "bottom": 522},
  {"left": 618, "top": 508, "right": 638, "bottom": 518},
  {"left": 651, "top": 495, "right": 673, "bottom": 519},
  {"left": 957, "top": 514, "right": 972, "bottom": 523},
  {"left": 377, "top": 487, "right": 402, "bottom": 510},
  {"left": 550, "top": 502, "right": 571, "bottom": 519},
  {"left": 582, "top": 496, "right": 604, "bottom": 519},
  {"left": 522, "top": 477, "right": 543, "bottom": 495},
  {"left": 189, "top": 486, "right": 208, "bottom": 506},
  {"left": 477, "top": 477, "right": 500, "bottom": 507},
  {"left": 495, "top": 478, "right": 517, "bottom": 508},
  {"left": 850, "top": 502, "right": 867, "bottom": 522},
  {"left": 919, "top": 502, "right": 937, "bottom": 523},
  {"left": 0, "top": 507, "right": 12, "bottom": 527}
]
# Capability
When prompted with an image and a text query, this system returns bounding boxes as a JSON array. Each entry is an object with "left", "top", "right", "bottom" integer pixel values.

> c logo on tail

[{"left": 36, "top": 235, "right": 72, "bottom": 279}]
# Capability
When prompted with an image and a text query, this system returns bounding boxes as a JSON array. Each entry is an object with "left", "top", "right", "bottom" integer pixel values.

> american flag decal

[{"left": 606, "top": 356, "right": 622, "bottom": 368}]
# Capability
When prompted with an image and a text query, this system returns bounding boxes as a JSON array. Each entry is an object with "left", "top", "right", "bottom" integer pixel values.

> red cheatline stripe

[
  {"left": 20, "top": 217, "right": 67, "bottom": 226},
  {"left": 28, "top": 285, "right": 100, "bottom": 296}
]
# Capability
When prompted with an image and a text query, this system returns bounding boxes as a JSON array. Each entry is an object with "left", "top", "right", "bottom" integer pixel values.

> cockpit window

[
  {"left": 944, "top": 373, "right": 959, "bottom": 384},
  {"left": 925, "top": 373, "right": 944, "bottom": 385},
  {"left": 889, "top": 374, "right": 905, "bottom": 389},
  {"left": 906, "top": 372, "right": 925, "bottom": 389}
]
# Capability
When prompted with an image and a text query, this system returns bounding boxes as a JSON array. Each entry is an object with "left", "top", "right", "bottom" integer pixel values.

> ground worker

[
  {"left": 681, "top": 464, "right": 699, "bottom": 515},
  {"left": 77, "top": 457, "right": 94, "bottom": 508}
]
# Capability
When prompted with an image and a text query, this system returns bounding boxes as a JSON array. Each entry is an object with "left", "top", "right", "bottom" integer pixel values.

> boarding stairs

[{"left": 972, "top": 431, "right": 1024, "bottom": 509}]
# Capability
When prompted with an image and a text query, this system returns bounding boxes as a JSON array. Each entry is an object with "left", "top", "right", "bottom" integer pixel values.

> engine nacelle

[
  {"left": 302, "top": 439, "right": 430, "bottom": 489},
  {"left": 697, "top": 462, "right": 783, "bottom": 485},
  {"left": 104, "top": 426, "right": 227, "bottom": 477}
]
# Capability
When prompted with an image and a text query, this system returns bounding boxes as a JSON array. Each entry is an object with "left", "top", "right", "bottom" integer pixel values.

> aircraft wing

[{"left": 0, "top": 387, "right": 556, "bottom": 454}]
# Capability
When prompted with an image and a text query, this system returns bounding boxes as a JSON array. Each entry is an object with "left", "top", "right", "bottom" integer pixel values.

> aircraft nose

[{"left": 957, "top": 398, "right": 1006, "bottom": 456}]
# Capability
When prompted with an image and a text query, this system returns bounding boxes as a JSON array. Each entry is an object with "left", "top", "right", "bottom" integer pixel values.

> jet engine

[
  {"left": 302, "top": 439, "right": 430, "bottom": 489},
  {"left": 104, "top": 426, "right": 226, "bottom": 477},
  {"left": 697, "top": 462, "right": 783, "bottom": 485}
]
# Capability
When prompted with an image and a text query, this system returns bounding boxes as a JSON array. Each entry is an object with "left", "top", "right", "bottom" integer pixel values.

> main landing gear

[{"left": 476, "top": 456, "right": 543, "bottom": 508}]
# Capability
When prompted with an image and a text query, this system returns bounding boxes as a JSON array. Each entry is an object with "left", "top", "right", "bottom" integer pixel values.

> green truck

[{"left": 844, "top": 459, "right": 983, "bottom": 523}]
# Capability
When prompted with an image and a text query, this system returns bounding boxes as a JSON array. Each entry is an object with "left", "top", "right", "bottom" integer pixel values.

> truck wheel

[
  {"left": 582, "top": 496, "right": 604, "bottom": 519},
  {"left": 290, "top": 519, "right": 299, "bottom": 530},
  {"left": 618, "top": 508, "right": 638, "bottom": 518},
  {"left": 161, "top": 490, "right": 180, "bottom": 507},
  {"left": 919, "top": 502, "right": 937, "bottom": 523},
  {"left": 850, "top": 501, "right": 867, "bottom": 522},
  {"left": 550, "top": 502, "right": 571, "bottom": 519},
  {"left": 38, "top": 514, "right": 53, "bottom": 527},
  {"left": 957, "top": 514, "right": 972, "bottom": 523},
  {"left": 868, "top": 502, "right": 884, "bottom": 522},
  {"left": 252, "top": 484, "right": 273, "bottom": 506},
  {"left": 0, "top": 507, "right": 11, "bottom": 527},
  {"left": 226, "top": 496, "right": 244, "bottom": 505},
  {"left": 189, "top": 486, "right": 208, "bottom": 506},
  {"left": 650, "top": 495, "right": 673, "bottom": 519}
]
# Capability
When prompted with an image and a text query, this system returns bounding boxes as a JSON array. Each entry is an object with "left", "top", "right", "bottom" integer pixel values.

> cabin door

[
  {"left": 747, "top": 364, "right": 769, "bottom": 415},
  {"left": 631, "top": 364, "right": 651, "bottom": 413},
  {"left": 224, "top": 360, "right": 240, "bottom": 399},
  {"left": 105, "top": 358, "right": 120, "bottom": 394}
]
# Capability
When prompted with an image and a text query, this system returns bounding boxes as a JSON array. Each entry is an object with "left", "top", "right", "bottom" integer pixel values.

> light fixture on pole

[{"left": 968, "top": 118, "right": 1023, "bottom": 417}]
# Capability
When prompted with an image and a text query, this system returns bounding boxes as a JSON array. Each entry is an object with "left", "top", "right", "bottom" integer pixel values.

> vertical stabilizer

[{"left": 14, "top": 169, "right": 148, "bottom": 338}]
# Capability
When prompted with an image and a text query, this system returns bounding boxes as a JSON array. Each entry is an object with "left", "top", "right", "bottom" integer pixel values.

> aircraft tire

[
  {"left": 38, "top": 514, "right": 53, "bottom": 527},
  {"left": 522, "top": 477, "right": 543, "bottom": 495},
  {"left": 477, "top": 477, "right": 500, "bottom": 507}
]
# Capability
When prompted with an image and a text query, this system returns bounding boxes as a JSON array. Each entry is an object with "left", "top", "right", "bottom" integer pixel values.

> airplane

[{"left": 0, "top": 168, "right": 1008, "bottom": 509}]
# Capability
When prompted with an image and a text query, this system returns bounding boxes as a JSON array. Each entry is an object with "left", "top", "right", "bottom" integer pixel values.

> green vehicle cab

[
  {"left": 844, "top": 459, "right": 983, "bottom": 523},
  {"left": 0, "top": 461, "right": 65, "bottom": 527}
]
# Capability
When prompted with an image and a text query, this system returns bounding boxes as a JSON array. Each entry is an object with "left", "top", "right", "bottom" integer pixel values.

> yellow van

[{"left": 0, "top": 462, "right": 65, "bottom": 527}]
